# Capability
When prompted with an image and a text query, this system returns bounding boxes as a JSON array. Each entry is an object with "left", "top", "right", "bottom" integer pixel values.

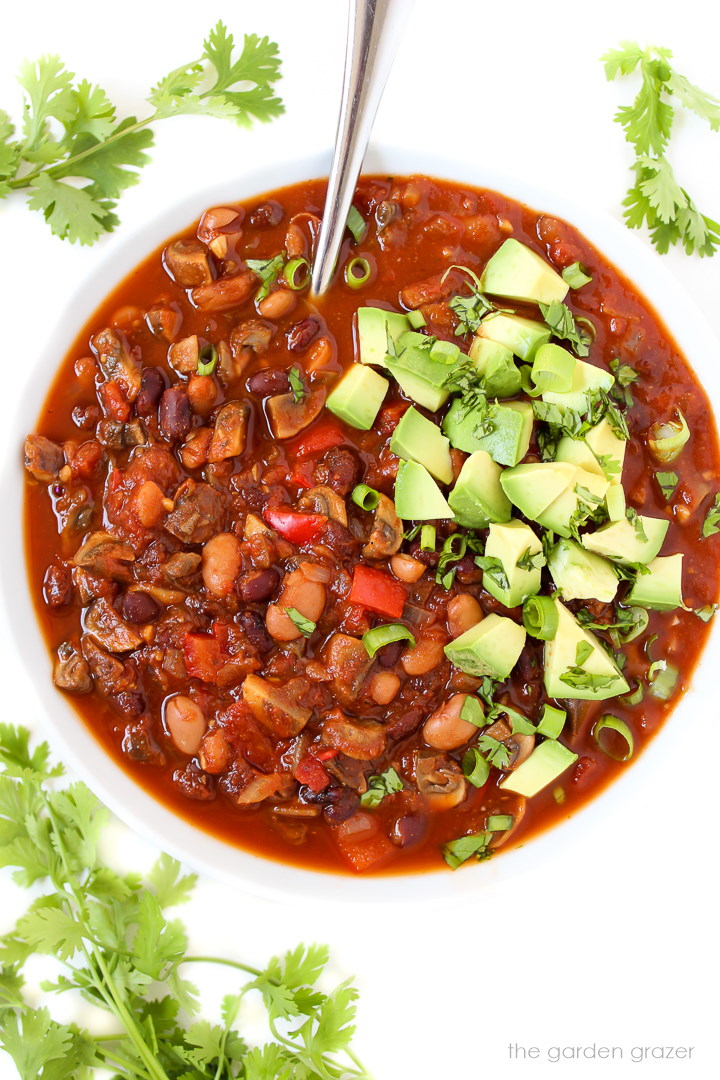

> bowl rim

[{"left": 5, "top": 144, "right": 720, "bottom": 904}]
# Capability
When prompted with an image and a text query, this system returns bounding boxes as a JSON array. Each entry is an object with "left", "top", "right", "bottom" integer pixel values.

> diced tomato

[
  {"left": 262, "top": 506, "right": 327, "bottom": 543},
  {"left": 377, "top": 400, "right": 410, "bottom": 437},
  {"left": 295, "top": 755, "right": 331, "bottom": 793},
  {"left": 348, "top": 565, "right": 407, "bottom": 619},
  {"left": 290, "top": 419, "right": 347, "bottom": 458},
  {"left": 183, "top": 632, "right": 225, "bottom": 682},
  {"left": 98, "top": 380, "right": 131, "bottom": 422},
  {"left": 334, "top": 812, "right": 395, "bottom": 872},
  {"left": 571, "top": 756, "right": 598, "bottom": 786},
  {"left": 315, "top": 748, "right": 338, "bottom": 762}
]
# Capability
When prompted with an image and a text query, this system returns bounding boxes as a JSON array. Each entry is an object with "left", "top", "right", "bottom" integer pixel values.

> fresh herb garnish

[
  {"left": 577, "top": 605, "right": 649, "bottom": 648},
  {"left": 442, "top": 265, "right": 495, "bottom": 335},
  {"left": 694, "top": 604, "right": 717, "bottom": 622},
  {"left": 655, "top": 470, "right": 679, "bottom": 500},
  {"left": 360, "top": 766, "right": 404, "bottom": 808},
  {"left": 487, "top": 703, "right": 535, "bottom": 736},
  {"left": 538, "top": 300, "right": 592, "bottom": 357},
  {"left": 559, "top": 669, "right": 618, "bottom": 692},
  {"left": 441, "top": 831, "right": 493, "bottom": 870},
  {"left": 435, "top": 533, "right": 468, "bottom": 589},
  {"left": 460, "top": 695, "right": 486, "bottom": 728},
  {"left": 0, "top": 725, "right": 369, "bottom": 1080},
  {"left": 0, "top": 23, "right": 283, "bottom": 244},
  {"left": 474, "top": 555, "right": 510, "bottom": 591},
  {"left": 603, "top": 42, "right": 720, "bottom": 255},
  {"left": 626, "top": 507, "right": 648, "bottom": 542},
  {"left": 477, "top": 734, "right": 512, "bottom": 770},
  {"left": 246, "top": 253, "right": 285, "bottom": 301},
  {"left": 701, "top": 493, "right": 720, "bottom": 537},
  {"left": 562, "top": 262, "right": 593, "bottom": 288},
  {"left": 516, "top": 546, "right": 546, "bottom": 572},
  {"left": 284, "top": 607, "right": 316, "bottom": 637},
  {"left": 288, "top": 365, "right": 305, "bottom": 403},
  {"left": 609, "top": 358, "right": 640, "bottom": 407}
]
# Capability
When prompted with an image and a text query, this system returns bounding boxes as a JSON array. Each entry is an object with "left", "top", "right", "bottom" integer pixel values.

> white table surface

[{"left": 1, "top": 2, "right": 719, "bottom": 1077}]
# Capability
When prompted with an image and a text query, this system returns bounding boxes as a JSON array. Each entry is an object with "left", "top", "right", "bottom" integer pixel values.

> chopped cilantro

[
  {"left": 246, "top": 253, "right": 285, "bottom": 300},
  {"left": 538, "top": 300, "right": 592, "bottom": 357},
  {"left": 441, "top": 831, "right": 493, "bottom": 869},
  {"left": 284, "top": 607, "right": 316, "bottom": 637},
  {"left": 474, "top": 555, "right": 510, "bottom": 591},
  {"left": 477, "top": 734, "right": 512, "bottom": 770},
  {"left": 701, "top": 493, "right": 720, "bottom": 537},
  {"left": 360, "top": 766, "right": 404, "bottom": 808},
  {"left": 655, "top": 470, "right": 679, "bottom": 500},
  {"left": 288, "top": 365, "right": 305, "bottom": 403}
]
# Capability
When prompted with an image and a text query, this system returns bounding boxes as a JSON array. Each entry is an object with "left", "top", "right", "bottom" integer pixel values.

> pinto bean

[
  {"left": 266, "top": 565, "right": 326, "bottom": 641},
  {"left": 131, "top": 480, "right": 166, "bottom": 527},
  {"left": 390, "top": 554, "right": 426, "bottom": 583},
  {"left": 401, "top": 635, "right": 446, "bottom": 676},
  {"left": 447, "top": 594, "right": 483, "bottom": 637},
  {"left": 165, "top": 695, "right": 207, "bottom": 755},
  {"left": 369, "top": 671, "right": 401, "bottom": 704},
  {"left": 187, "top": 374, "right": 217, "bottom": 416},
  {"left": 257, "top": 288, "right": 297, "bottom": 319},
  {"left": 159, "top": 387, "right": 191, "bottom": 441},
  {"left": 423, "top": 693, "right": 481, "bottom": 751},
  {"left": 247, "top": 369, "right": 291, "bottom": 396},
  {"left": 192, "top": 270, "right": 256, "bottom": 313},
  {"left": 202, "top": 532, "right": 242, "bottom": 597}
]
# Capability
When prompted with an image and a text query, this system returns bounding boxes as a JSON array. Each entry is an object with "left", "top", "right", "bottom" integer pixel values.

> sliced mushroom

[
  {"left": 162, "top": 551, "right": 202, "bottom": 581},
  {"left": 84, "top": 597, "right": 144, "bottom": 653},
  {"left": 81, "top": 634, "right": 139, "bottom": 698},
  {"left": 164, "top": 239, "right": 213, "bottom": 287},
  {"left": 23, "top": 434, "right": 64, "bottom": 482},
  {"left": 90, "top": 328, "right": 141, "bottom": 401},
  {"left": 145, "top": 303, "right": 182, "bottom": 343},
  {"left": 73, "top": 531, "right": 135, "bottom": 581},
  {"left": 229, "top": 319, "right": 274, "bottom": 378},
  {"left": 164, "top": 480, "right": 225, "bottom": 544},
  {"left": 414, "top": 750, "right": 467, "bottom": 810},
  {"left": 297, "top": 485, "right": 348, "bottom": 526},
  {"left": 168, "top": 334, "right": 200, "bottom": 376},
  {"left": 362, "top": 494, "right": 403, "bottom": 559},
  {"left": 488, "top": 795, "right": 527, "bottom": 848},
  {"left": 241, "top": 674, "right": 312, "bottom": 738},
  {"left": 503, "top": 732, "right": 535, "bottom": 771},
  {"left": 325, "top": 754, "right": 369, "bottom": 794},
  {"left": 322, "top": 710, "right": 387, "bottom": 761},
  {"left": 207, "top": 401, "right": 248, "bottom": 463},
  {"left": 266, "top": 387, "right": 326, "bottom": 439},
  {"left": 321, "top": 633, "right": 373, "bottom": 706},
  {"left": 53, "top": 641, "right": 93, "bottom": 694},
  {"left": 192, "top": 269, "right": 257, "bottom": 313}
]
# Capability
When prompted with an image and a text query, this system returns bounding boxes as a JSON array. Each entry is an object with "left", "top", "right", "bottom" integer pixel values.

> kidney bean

[
  {"left": 122, "top": 590, "right": 160, "bottom": 624},
  {"left": 136, "top": 367, "right": 167, "bottom": 417},
  {"left": 323, "top": 787, "right": 361, "bottom": 824},
  {"left": 286, "top": 317, "right": 320, "bottom": 352},
  {"left": 238, "top": 610, "right": 274, "bottom": 653},
  {"left": 159, "top": 386, "right": 191, "bottom": 441},
  {"left": 247, "top": 368, "right": 291, "bottom": 396},
  {"left": 454, "top": 555, "right": 483, "bottom": 584},
  {"left": 239, "top": 567, "right": 280, "bottom": 603},
  {"left": 391, "top": 814, "right": 427, "bottom": 847},
  {"left": 249, "top": 200, "right": 284, "bottom": 227},
  {"left": 378, "top": 640, "right": 403, "bottom": 668}
]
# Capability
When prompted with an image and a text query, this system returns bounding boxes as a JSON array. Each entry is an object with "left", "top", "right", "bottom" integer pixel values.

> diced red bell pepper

[
  {"left": 262, "top": 506, "right": 327, "bottom": 543},
  {"left": 183, "top": 632, "right": 225, "bottom": 682},
  {"left": 290, "top": 419, "right": 347, "bottom": 459},
  {"left": 348, "top": 565, "right": 407, "bottom": 619},
  {"left": 289, "top": 460, "right": 316, "bottom": 489},
  {"left": 295, "top": 755, "right": 331, "bottom": 793},
  {"left": 334, "top": 812, "right": 395, "bottom": 872}
]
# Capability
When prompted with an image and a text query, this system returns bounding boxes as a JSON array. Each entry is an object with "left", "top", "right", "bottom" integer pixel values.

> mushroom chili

[{"left": 23, "top": 176, "right": 720, "bottom": 874}]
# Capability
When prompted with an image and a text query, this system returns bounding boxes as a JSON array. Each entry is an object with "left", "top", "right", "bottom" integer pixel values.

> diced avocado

[
  {"left": 499, "top": 739, "right": 578, "bottom": 797},
  {"left": 447, "top": 451, "right": 511, "bottom": 529},
  {"left": 555, "top": 435, "right": 602, "bottom": 476},
  {"left": 542, "top": 360, "right": 614, "bottom": 413},
  {"left": 444, "top": 613, "right": 526, "bottom": 680},
  {"left": 389, "top": 407, "right": 453, "bottom": 484},
  {"left": 605, "top": 484, "right": 626, "bottom": 521},
  {"left": 394, "top": 460, "right": 454, "bottom": 521},
  {"left": 547, "top": 539, "right": 618, "bottom": 603},
  {"left": 536, "top": 466, "right": 609, "bottom": 538},
  {"left": 585, "top": 418, "right": 626, "bottom": 480},
  {"left": 483, "top": 519, "right": 543, "bottom": 608},
  {"left": 468, "top": 337, "right": 521, "bottom": 398},
  {"left": 544, "top": 600, "right": 629, "bottom": 701},
  {"left": 357, "top": 306, "right": 410, "bottom": 368},
  {"left": 385, "top": 330, "right": 458, "bottom": 412},
  {"left": 500, "top": 461, "right": 577, "bottom": 521},
  {"left": 442, "top": 399, "right": 533, "bottom": 467},
  {"left": 476, "top": 312, "right": 551, "bottom": 361},
  {"left": 581, "top": 514, "right": 669, "bottom": 565},
  {"left": 627, "top": 554, "right": 684, "bottom": 611},
  {"left": 326, "top": 364, "right": 389, "bottom": 430},
  {"left": 480, "top": 239, "right": 570, "bottom": 305}
]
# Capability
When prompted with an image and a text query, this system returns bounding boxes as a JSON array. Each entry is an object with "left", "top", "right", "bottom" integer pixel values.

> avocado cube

[
  {"left": 500, "top": 461, "right": 576, "bottom": 521},
  {"left": 476, "top": 313, "right": 551, "bottom": 362},
  {"left": 547, "top": 539, "right": 618, "bottom": 604},
  {"left": 543, "top": 600, "right": 629, "bottom": 701},
  {"left": 627, "top": 554, "right": 684, "bottom": 611},
  {"left": 394, "top": 460, "right": 454, "bottom": 521},
  {"left": 443, "top": 399, "right": 533, "bottom": 467},
  {"left": 483, "top": 519, "right": 543, "bottom": 608},
  {"left": 445, "top": 613, "right": 526, "bottom": 679},
  {"left": 480, "top": 238, "right": 570, "bottom": 306},
  {"left": 581, "top": 514, "right": 669, "bottom": 565},
  {"left": 605, "top": 484, "right": 626, "bottom": 521},
  {"left": 468, "top": 337, "right": 521, "bottom": 398},
  {"left": 555, "top": 435, "right": 603, "bottom": 476},
  {"left": 447, "top": 451, "right": 511, "bottom": 529},
  {"left": 326, "top": 364, "right": 389, "bottom": 430},
  {"left": 357, "top": 306, "right": 410, "bottom": 367},
  {"left": 541, "top": 359, "right": 614, "bottom": 413},
  {"left": 499, "top": 739, "right": 578, "bottom": 798},
  {"left": 389, "top": 407, "right": 453, "bottom": 484},
  {"left": 385, "top": 331, "right": 458, "bottom": 412},
  {"left": 584, "top": 418, "right": 627, "bottom": 480},
  {"left": 536, "top": 467, "right": 609, "bottom": 537}
]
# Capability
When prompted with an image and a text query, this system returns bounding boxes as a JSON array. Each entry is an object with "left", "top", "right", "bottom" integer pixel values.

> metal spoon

[{"left": 311, "top": 0, "right": 414, "bottom": 296}]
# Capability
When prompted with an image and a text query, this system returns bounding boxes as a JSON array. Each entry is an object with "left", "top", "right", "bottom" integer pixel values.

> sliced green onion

[
  {"left": 283, "top": 257, "right": 310, "bottom": 291},
  {"left": 487, "top": 814, "right": 514, "bottom": 832},
  {"left": 460, "top": 696, "right": 485, "bottom": 728},
  {"left": 519, "top": 365, "right": 544, "bottom": 397},
  {"left": 552, "top": 786, "right": 566, "bottom": 805},
  {"left": 430, "top": 339, "right": 460, "bottom": 365},
  {"left": 362, "top": 623, "right": 415, "bottom": 659},
  {"left": 648, "top": 662, "right": 679, "bottom": 701},
  {"left": 621, "top": 681, "right": 644, "bottom": 706},
  {"left": 351, "top": 483, "right": 381, "bottom": 510},
  {"left": 461, "top": 748, "right": 490, "bottom": 789},
  {"left": 420, "top": 524, "right": 436, "bottom": 551},
  {"left": 344, "top": 256, "right": 372, "bottom": 289},
  {"left": 197, "top": 343, "right": 218, "bottom": 376},
  {"left": 562, "top": 262, "right": 593, "bottom": 289},
  {"left": 288, "top": 366, "right": 305, "bottom": 404},
  {"left": 407, "top": 309, "right": 427, "bottom": 329},
  {"left": 648, "top": 409, "right": 690, "bottom": 464},
  {"left": 537, "top": 704, "right": 566, "bottom": 739},
  {"left": 284, "top": 607, "right": 316, "bottom": 638},
  {"left": 593, "top": 715, "right": 634, "bottom": 761},
  {"left": 694, "top": 604, "right": 717, "bottom": 622},
  {"left": 531, "top": 344, "right": 576, "bottom": 392},
  {"left": 346, "top": 205, "right": 367, "bottom": 244},
  {"left": 522, "top": 595, "right": 559, "bottom": 640}
]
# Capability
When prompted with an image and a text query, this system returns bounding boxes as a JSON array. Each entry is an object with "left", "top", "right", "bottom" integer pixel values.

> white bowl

[{"left": 4, "top": 146, "right": 720, "bottom": 903}]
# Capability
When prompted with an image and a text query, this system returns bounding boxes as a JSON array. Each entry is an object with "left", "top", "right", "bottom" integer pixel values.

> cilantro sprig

[
  {"left": 0, "top": 23, "right": 283, "bottom": 244},
  {"left": 603, "top": 43, "right": 720, "bottom": 255},
  {"left": 0, "top": 725, "right": 370, "bottom": 1080}
]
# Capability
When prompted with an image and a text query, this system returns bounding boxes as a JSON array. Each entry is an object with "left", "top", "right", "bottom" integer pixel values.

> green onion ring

[
  {"left": 420, "top": 524, "right": 436, "bottom": 551},
  {"left": 522, "top": 595, "right": 559, "bottom": 640},
  {"left": 593, "top": 715, "right": 634, "bottom": 762},
  {"left": 362, "top": 623, "right": 415, "bottom": 659},
  {"left": 344, "top": 256, "right": 372, "bottom": 289},
  {"left": 462, "top": 748, "right": 490, "bottom": 789},
  {"left": 531, "top": 344, "right": 575, "bottom": 392},
  {"left": 351, "top": 483, "right": 381, "bottom": 511},
  {"left": 487, "top": 814, "right": 514, "bottom": 832},
  {"left": 283, "top": 257, "right": 310, "bottom": 291}
]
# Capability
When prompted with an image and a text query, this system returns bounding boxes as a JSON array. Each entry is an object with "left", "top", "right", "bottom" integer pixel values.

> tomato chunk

[
  {"left": 183, "top": 632, "right": 225, "bottom": 682},
  {"left": 295, "top": 754, "right": 331, "bottom": 793},
  {"left": 335, "top": 812, "right": 395, "bottom": 872},
  {"left": 348, "top": 565, "right": 407, "bottom": 619},
  {"left": 290, "top": 419, "right": 347, "bottom": 458},
  {"left": 262, "top": 506, "right": 327, "bottom": 543}
]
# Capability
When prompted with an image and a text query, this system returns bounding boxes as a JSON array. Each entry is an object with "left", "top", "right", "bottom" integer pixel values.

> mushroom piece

[
  {"left": 73, "top": 531, "right": 136, "bottom": 581},
  {"left": 90, "top": 328, "right": 141, "bottom": 401},
  {"left": 162, "top": 551, "right": 202, "bottom": 581},
  {"left": 297, "top": 485, "right": 348, "bottom": 526},
  {"left": 488, "top": 795, "right": 527, "bottom": 849},
  {"left": 164, "top": 480, "right": 225, "bottom": 545},
  {"left": 80, "top": 634, "right": 140, "bottom": 699},
  {"left": 241, "top": 674, "right": 312, "bottom": 738},
  {"left": 229, "top": 319, "right": 275, "bottom": 378},
  {"left": 322, "top": 710, "right": 387, "bottom": 761},
  {"left": 207, "top": 401, "right": 248, "bottom": 462},
  {"left": 192, "top": 269, "right": 257, "bottom": 313},
  {"left": 503, "top": 732, "right": 535, "bottom": 771},
  {"left": 168, "top": 335, "right": 200, "bottom": 376},
  {"left": 53, "top": 641, "right": 93, "bottom": 694},
  {"left": 266, "top": 387, "right": 326, "bottom": 439},
  {"left": 414, "top": 750, "right": 467, "bottom": 810},
  {"left": 24, "top": 434, "right": 65, "bottom": 482},
  {"left": 320, "top": 633, "right": 373, "bottom": 706},
  {"left": 84, "top": 597, "right": 144, "bottom": 653},
  {"left": 163, "top": 239, "right": 213, "bottom": 287},
  {"left": 361, "top": 494, "right": 403, "bottom": 560}
]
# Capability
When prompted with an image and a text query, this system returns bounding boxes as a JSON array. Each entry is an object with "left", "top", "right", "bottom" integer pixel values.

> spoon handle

[{"left": 311, "top": 0, "right": 413, "bottom": 296}]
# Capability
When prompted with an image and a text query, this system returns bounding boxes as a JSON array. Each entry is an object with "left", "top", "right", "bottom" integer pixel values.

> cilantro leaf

[
  {"left": 702, "top": 493, "right": 720, "bottom": 537},
  {"left": 288, "top": 366, "right": 305, "bottom": 404},
  {"left": 360, "top": 767, "right": 404, "bottom": 808},
  {"left": 477, "top": 734, "right": 512, "bottom": 769},
  {"left": 442, "top": 831, "right": 493, "bottom": 869},
  {"left": 284, "top": 606, "right": 316, "bottom": 637},
  {"left": 538, "top": 300, "right": 592, "bottom": 357},
  {"left": 246, "top": 253, "right": 285, "bottom": 300},
  {"left": 655, "top": 470, "right": 678, "bottom": 501}
]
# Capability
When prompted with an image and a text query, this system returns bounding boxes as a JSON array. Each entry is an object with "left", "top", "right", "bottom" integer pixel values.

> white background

[{"left": 1, "top": 2, "right": 719, "bottom": 1077}]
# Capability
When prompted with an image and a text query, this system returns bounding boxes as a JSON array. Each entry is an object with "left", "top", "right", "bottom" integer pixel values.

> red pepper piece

[
  {"left": 348, "top": 565, "right": 407, "bottom": 619},
  {"left": 290, "top": 419, "right": 347, "bottom": 458},
  {"left": 263, "top": 506, "right": 327, "bottom": 543}
]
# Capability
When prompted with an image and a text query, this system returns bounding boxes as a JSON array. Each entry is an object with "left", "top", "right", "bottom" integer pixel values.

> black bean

[
  {"left": 249, "top": 200, "right": 284, "bottom": 228},
  {"left": 391, "top": 814, "right": 427, "bottom": 847},
  {"left": 286, "top": 317, "right": 320, "bottom": 352},
  {"left": 455, "top": 555, "right": 483, "bottom": 584},
  {"left": 323, "top": 787, "right": 360, "bottom": 824},
  {"left": 122, "top": 590, "right": 160, "bottom": 624},
  {"left": 378, "top": 640, "right": 403, "bottom": 668},
  {"left": 238, "top": 610, "right": 274, "bottom": 653},
  {"left": 136, "top": 366, "right": 167, "bottom": 417},
  {"left": 239, "top": 568, "right": 280, "bottom": 603},
  {"left": 159, "top": 386, "right": 191, "bottom": 441},
  {"left": 246, "top": 369, "right": 290, "bottom": 396}
]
